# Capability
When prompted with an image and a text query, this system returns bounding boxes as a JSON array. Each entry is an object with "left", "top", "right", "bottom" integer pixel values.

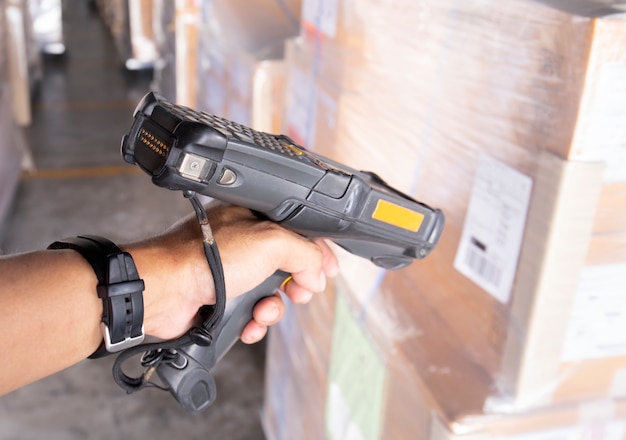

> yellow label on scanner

[{"left": 372, "top": 199, "right": 424, "bottom": 232}]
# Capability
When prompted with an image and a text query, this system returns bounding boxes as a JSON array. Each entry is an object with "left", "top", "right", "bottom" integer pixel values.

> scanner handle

[
  {"left": 155, "top": 270, "right": 290, "bottom": 412},
  {"left": 209, "top": 270, "right": 290, "bottom": 365}
]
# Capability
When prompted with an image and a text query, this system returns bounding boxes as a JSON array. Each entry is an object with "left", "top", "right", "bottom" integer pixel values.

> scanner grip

[
  {"left": 156, "top": 270, "right": 290, "bottom": 412},
  {"left": 209, "top": 270, "right": 290, "bottom": 365}
]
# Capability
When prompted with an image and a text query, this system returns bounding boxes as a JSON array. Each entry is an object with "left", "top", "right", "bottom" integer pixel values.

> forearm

[
  {"left": 0, "top": 249, "right": 102, "bottom": 394},
  {"left": 0, "top": 238, "right": 211, "bottom": 396}
]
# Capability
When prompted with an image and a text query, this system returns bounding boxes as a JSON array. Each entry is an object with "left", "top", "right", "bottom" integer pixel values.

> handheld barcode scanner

[{"left": 116, "top": 91, "right": 444, "bottom": 412}]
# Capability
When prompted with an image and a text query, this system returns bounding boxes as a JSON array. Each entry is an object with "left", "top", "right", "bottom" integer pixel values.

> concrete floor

[{"left": 0, "top": 2, "right": 267, "bottom": 439}]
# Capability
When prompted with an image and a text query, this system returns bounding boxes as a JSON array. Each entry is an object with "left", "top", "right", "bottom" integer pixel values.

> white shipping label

[
  {"left": 561, "top": 264, "right": 626, "bottom": 362},
  {"left": 454, "top": 154, "right": 533, "bottom": 303}
]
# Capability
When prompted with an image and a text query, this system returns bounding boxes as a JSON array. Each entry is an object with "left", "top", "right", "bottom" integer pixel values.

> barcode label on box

[{"left": 454, "top": 154, "right": 533, "bottom": 303}]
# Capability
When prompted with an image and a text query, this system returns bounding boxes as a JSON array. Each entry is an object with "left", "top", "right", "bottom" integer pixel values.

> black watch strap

[{"left": 48, "top": 235, "right": 145, "bottom": 358}]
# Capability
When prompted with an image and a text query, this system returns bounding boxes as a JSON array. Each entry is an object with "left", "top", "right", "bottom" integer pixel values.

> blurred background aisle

[
  {"left": 0, "top": 1, "right": 267, "bottom": 439},
  {"left": 2, "top": 0, "right": 626, "bottom": 439}
]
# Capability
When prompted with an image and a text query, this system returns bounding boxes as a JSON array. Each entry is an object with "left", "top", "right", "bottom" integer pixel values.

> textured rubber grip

[{"left": 155, "top": 270, "right": 290, "bottom": 412}]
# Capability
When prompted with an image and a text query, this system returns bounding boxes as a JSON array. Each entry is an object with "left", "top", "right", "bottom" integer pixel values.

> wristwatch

[{"left": 48, "top": 235, "right": 145, "bottom": 358}]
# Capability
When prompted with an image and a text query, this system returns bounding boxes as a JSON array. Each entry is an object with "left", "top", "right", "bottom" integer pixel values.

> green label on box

[{"left": 326, "top": 293, "right": 385, "bottom": 440}]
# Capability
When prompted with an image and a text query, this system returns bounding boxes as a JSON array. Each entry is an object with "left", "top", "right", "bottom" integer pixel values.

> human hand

[{"left": 125, "top": 203, "right": 339, "bottom": 343}]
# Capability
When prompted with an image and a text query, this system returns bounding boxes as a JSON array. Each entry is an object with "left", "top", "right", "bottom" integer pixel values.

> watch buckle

[{"left": 102, "top": 323, "right": 145, "bottom": 353}]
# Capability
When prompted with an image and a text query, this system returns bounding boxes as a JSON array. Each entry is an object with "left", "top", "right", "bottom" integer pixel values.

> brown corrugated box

[
  {"left": 262, "top": 282, "right": 336, "bottom": 440},
  {"left": 384, "top": 313, "right": 626, "bottom": 440},
  {"left": 266, "top": 0, "right": 626, "bottom": 432},
  {"left": 263, "top": 274, "right": 626, "bottom": 439},
  {"left": 296, "top": 0, "right": 626, "bottom": 168}
]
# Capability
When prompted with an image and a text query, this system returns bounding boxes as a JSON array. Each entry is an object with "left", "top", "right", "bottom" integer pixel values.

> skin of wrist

[{"left": 122, "top": 240, "right": 215, "bottom": 339}]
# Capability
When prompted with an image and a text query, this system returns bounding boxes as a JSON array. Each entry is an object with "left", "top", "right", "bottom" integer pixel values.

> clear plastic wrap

[
  {"left": 150, "top": 0, "right": 299, "bottom": 124},
  {"left": 263, "top": 0, "right": 626, "bottom": 438},
  {"left": 194, "top": 0, "right": 300, "bottom": 131}
]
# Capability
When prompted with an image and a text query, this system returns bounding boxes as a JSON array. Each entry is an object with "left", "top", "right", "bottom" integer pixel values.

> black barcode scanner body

[{"left": 119, "top": 91, "right": 444, "bottom": 412}]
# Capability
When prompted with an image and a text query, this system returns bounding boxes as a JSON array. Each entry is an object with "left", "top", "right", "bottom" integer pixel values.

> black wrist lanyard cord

[{"left": 112, "top": 191, "right": 227, "bottom": 393}]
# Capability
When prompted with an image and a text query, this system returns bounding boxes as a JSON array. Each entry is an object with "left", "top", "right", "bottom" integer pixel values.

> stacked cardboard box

[
  {"left": 150, "top": 0, "right": 177, "bottom": 101},
  {"left": 29, "top": 0, "right": 65, "bottom": 55},
  {"left": 264, "top": 276, "right": 626, "bottom": 439},
  {"left": 263, "top": 0, "right": 626, "bottom": 438},
  {"left": 262, "top": 281, "right": 336, "bottom": 440},
  {"left": 0, "top": 1, "right": 26, "bottom": 243},
  {"left": 0, "top": 83, "right": 24, "bottom": 244},
  {"left": 5, "top": 0, "right": 41, "bottom": 126},
  {"left": 94, "top": 0, "right": 157, "bottom": 70},
  {"left": 194, "top": 0, "right": 300, "bottom": 132},
  {"left": 171, "top": 0, "right": 200, "bottom": 107},
  {"left": 148, "top": 0, "right": 299, "bottom": 129},
  {"left": 127, "top": 0, "right": 157, "bottom": 69}
]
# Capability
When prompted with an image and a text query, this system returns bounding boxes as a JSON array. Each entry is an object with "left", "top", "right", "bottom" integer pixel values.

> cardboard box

[
  {"left": 150, "top": 0, "right": 177, "bottom": 101},
  {"left": 261, "top": 7, "right": 626, "bottom": 438},
  {"left": 0, "top": 83, "right": 25, "bottom": 242},
  {"left": 196, "top": 44, "right": 288, "bottom": 131},
  {"left": 262, "top": 283, "right": 336, "bottom": 440},
  {"left": 194, "top": 0, "right": 298, "bottom": 130},
  {"left": 174, "top": 0, "right": 200, "bottom": 107},
  {"left": 282, "top": 37, "right": 344, "bottom": 152},
  {"left": 297, "top": 0, "right": 626, "bottom": 167},
  {"left": 5, "top": 0, "right": 41, "bottom": 126},
  {"left": 95, "top": 0, "right": 157, "bottom": 69},
  {"left": 127, "top": 0, "right": 157, "bottom": 68},
  {"left": 263, "top": 275, "right": 626, "bottom": 440}
]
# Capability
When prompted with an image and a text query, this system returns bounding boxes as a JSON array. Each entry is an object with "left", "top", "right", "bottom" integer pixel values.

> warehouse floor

[{"left": 0, "top": 2, "right": 267, "bottom": 439}]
